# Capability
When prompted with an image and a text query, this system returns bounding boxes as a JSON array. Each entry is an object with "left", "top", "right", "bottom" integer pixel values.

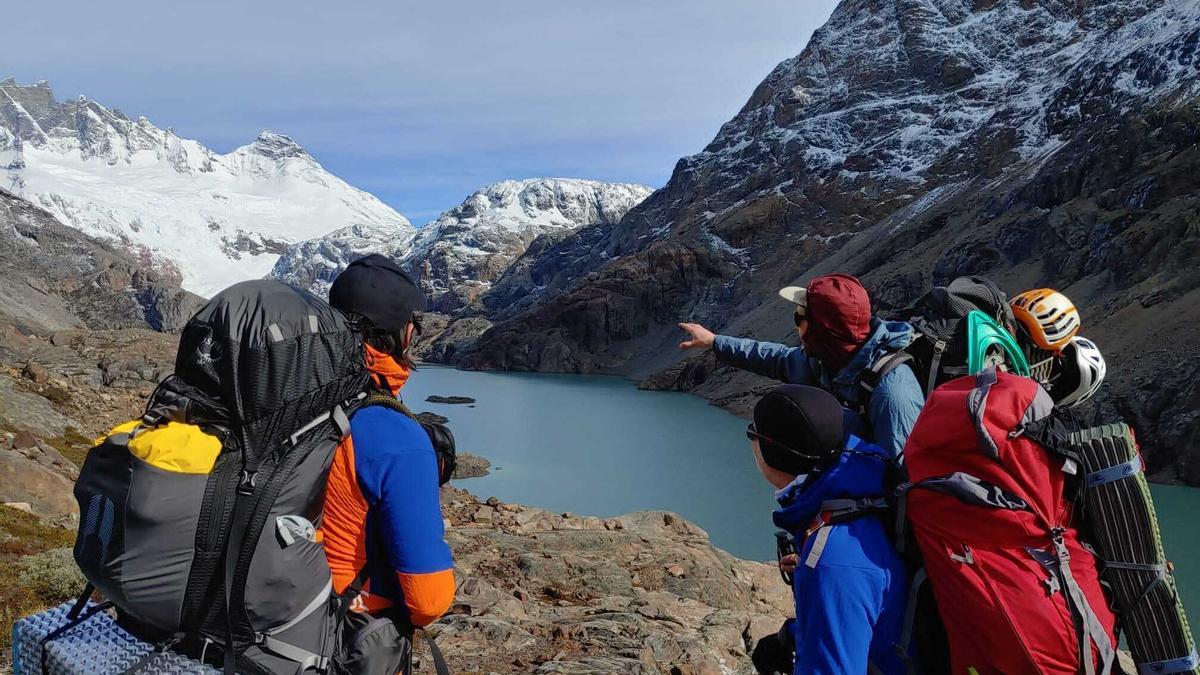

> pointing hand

[{"left": 678, "top": 323, "right": 716, "bottom": 351}]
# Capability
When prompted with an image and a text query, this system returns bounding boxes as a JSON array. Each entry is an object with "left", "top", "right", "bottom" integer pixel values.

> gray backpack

[{"left": 71, "top": 280, "right": 369, "bottom": 674}]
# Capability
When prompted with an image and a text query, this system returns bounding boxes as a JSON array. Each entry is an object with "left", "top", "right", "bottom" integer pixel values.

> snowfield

[{"left": 0, "top": 79, "right": 413, "bottom": 296}]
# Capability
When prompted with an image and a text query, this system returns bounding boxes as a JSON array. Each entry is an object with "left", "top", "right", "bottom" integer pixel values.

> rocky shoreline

[{"left": 435, "top": 486, "right": 790, "bottom": 674}]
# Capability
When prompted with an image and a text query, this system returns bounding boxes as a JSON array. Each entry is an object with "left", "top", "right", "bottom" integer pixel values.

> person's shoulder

[
  {"left": 350, "top": 405, "right": 431, "bottom": 456},
  {"left": 876, "top": 359, "right": 922, "bottom": 393}
]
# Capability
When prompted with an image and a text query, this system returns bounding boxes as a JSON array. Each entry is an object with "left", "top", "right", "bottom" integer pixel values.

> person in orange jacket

[{"left": 320, "top": 254, "right": 455, "bottom": 627}]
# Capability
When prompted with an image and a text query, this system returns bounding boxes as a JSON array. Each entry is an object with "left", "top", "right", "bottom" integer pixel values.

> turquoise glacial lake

[{"left": 403, "top": 365, "right": 1199, "bottom": 641}]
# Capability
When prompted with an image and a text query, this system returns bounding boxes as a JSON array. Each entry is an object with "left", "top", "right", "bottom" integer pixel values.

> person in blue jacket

[
  {"left": 748, "top": 384, "right": 913, "bottom": 675},
  {"left": 679, "top": 273, "right": 924, "bottom": 457}
]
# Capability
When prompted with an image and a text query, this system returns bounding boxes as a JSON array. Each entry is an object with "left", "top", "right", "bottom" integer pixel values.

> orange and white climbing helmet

[{"left": 1010, "top": 288, "right": 1080, "bottom": 352}]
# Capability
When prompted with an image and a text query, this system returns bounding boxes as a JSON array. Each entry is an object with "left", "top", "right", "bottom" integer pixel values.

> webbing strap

[
  {"left": 967, "top": 368, "right": 1000, "bottom": 459},
  {"left": 259, "top": 578, "right": 333, "bottom": 639},
  {"left": 418, "top": 629, "right": 452, "bottom": 675},
  {"left": 259, "top": 634, "right": 329, "bottom": 672},
  {"left": 1051, "top": 534, "right": 1116, "bottom": 675},
  {"left": 805, "top": 526, "right": 833, "bottom": 569},
  {"left": 926, "top": 339, "right": 947, "bottom": 399},
  {"left": 1137, "top": 650, "right": 1200, "bottom": 675},
  {"left": 1085, "top": 455, "right": 1143, "bottom": 488},
  {"left": 1103, "top": 560, "right": 1169, "bottom": 615},
  {"left": 894, "top": 567, "right": 925, "bottom": 675},
  {"left": 39, "top": 597, "right": 114, "bottom": 675},
  {"left": 818, "top": 497, "right": 889, "bottom": 514}
]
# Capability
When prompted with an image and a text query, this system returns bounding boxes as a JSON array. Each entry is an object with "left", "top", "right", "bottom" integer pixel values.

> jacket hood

[
  {"left": 802, "top": 274, "right": 872, "bottom": 373},
  {"left": 773, "top": 437, "right": 893, "bottom": 533},
  {"left": 831, "top": 318, "right": 915, "bottom": 387},
  {"left": 146, "top": 280, "right": 368, "bottom": 463}
]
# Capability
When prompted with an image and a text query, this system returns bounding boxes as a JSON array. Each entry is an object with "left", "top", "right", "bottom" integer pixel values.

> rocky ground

[{"left": 433, "top": 487, "right": 790, "bottom": 674}]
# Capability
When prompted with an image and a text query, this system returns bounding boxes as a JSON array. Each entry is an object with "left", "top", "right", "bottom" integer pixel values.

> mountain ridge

[
  {"left": 457, "top": 0, "right": 1200, "bottom": 484},
  {"left": 0, "top": 79, "right": 414, "bottom": 296},
  {"left": 271, "top": 177, "right": 652, "bottom": 311}
]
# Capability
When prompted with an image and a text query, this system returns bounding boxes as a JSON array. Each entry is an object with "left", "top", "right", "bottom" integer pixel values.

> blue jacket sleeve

[
  {"left": 712, "top": 335, "right": 816, "bottom": 385},
  {"left": 792, "top": 565, "right": 884, "bottom": 675},
  {"left": 367, "top": 441, "right": 453, "bottom": 576},
  {"left": 867, "top": 363, "right": 926, "bottom": 459}
]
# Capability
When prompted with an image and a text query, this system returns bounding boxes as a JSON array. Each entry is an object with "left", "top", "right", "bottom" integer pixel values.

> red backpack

[{"left": 902, "top": 368, "right": 1117, "bottom": 675}]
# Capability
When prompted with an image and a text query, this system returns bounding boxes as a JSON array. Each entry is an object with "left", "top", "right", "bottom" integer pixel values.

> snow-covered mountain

[
  {"left": 460, "top": 0, "right": 1200, "bottom": 481},
  {"left": 0, "top": 78, "right": 413, "bottom": 296},
  {"left": 271, "top": 178, "right": 652, "bottom": 311}
]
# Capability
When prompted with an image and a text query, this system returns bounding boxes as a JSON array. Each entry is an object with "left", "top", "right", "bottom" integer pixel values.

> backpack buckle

[{"left": 238, "top": 470, "right": 258, "bottom": 495}]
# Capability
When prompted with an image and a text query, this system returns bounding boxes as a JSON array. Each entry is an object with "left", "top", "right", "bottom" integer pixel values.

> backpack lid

[{"left": 148, "top": 280, "right": 368, "bottom": 463}]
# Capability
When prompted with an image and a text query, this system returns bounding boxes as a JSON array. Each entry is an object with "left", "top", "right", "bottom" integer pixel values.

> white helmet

[{"left": 1050, "top": 336, "right": 1106, "bottom": 407}]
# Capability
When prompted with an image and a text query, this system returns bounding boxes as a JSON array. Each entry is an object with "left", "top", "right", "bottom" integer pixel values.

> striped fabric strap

[
  {"left": 1137, "top": 650, "right": 1200, "bottom": 675},
  {"left": 1086, "top": 455, "right": 1143, "bottom": 487}
]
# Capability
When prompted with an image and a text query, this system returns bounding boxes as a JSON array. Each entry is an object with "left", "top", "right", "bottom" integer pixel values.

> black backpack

[{"left": 858, "top": 275, "right": 1014, "bottom": 402}]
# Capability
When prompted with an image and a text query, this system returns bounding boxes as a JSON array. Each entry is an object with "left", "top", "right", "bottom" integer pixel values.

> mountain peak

[
  {"left": 1, "top": 82, "right": 412, "bottom": 295},
  {"left": 249, "top": 130, "right": 308, "bottom": 160}
]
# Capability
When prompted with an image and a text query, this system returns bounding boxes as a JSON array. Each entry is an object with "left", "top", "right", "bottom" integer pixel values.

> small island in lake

[{"left": 427, "top": 395, "right": 477, "bottom": 405}]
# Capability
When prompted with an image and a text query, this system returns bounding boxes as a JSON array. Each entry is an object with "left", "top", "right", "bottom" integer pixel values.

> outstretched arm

[
  {"left": 712, "top": 335, "right": 815, "bottom": 384},
  {"left": 678, "top": 323, "right": 815, "bottom": 384}
]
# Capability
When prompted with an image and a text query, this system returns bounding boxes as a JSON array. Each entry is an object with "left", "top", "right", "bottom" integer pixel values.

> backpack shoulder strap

[
  {"left": 359, "top": 391, "right": 419, "bottom": 420},
  {"left": 856, "top": 350, "right": 915, "bottom": 413}
]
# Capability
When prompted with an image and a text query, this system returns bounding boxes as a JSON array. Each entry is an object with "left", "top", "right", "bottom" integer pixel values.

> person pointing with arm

[{"left": 679, "top": 273, "right": 925, "bottom": 458}]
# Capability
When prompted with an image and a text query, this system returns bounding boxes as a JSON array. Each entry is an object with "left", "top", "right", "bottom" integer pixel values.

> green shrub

[{"left": 18, "top": 548, "right": 85, "bottom": 601}]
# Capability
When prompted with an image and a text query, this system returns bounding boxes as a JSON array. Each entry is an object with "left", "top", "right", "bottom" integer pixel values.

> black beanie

[
  {"left": 329, "top": 254, "right": 425, "bottom": 333},
  {"left": 752, "top": 385, "right": 845, "bottom": 476}
]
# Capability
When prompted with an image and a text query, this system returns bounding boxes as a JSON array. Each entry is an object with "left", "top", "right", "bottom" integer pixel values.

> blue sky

[{"left": 4, "top": 0, "right": 838, "bottom": 224}]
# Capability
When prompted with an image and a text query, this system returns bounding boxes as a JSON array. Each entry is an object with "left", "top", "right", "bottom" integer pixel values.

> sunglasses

[
  {"left": 793, "top": 311, "right": 807, "bottom": 327},
  {"left": 746, "top": 423, "right": 822, "bottom": 460}
]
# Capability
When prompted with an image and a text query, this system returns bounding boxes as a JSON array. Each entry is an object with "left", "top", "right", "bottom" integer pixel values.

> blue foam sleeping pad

[{"left": 11, "top": 601, "right": 220, "bottom": 674}]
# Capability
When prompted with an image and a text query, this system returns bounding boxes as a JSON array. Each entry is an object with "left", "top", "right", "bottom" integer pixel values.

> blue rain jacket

[
  {"left": 773, "top": 437, "right": 912, "bottom": 675},
  {"left": 713, "top": 318, "right": 924, "bottom": 457}
]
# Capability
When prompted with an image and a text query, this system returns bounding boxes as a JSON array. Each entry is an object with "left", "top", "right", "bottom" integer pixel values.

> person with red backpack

[
  {"left": 679, "top": 273, "right": 924, "bottom": 456},
  {"left": 322, "top": 255, "right": 456, "bottom": 671},
  {"left": 747, "top": 384, "right": 915, "bottom": 675},
  {"left": 902, "top": 365, "right": 1118, "bottom": 675}
]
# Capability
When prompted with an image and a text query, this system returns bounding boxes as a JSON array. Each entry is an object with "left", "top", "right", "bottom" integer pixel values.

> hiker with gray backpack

[{"left": 42, "top": 271, "right": 456, "bottom": 675}]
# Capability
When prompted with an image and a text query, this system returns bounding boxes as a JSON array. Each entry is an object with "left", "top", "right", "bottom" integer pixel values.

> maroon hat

[{"left": 802, "top": 274, "right": 872, "bottom": 374}]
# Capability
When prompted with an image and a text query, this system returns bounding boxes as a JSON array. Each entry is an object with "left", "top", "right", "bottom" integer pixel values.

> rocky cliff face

[
  {"left": 0, "top": 189, "right": 204, "bottom": 334},
  {"left": 459, "top": 0, "right": 1200, "bottom": 483},
  {"left": 271, "top": 178, "right": 652, "bottom": 313},
  {"left": 407, "top": 179, "right": 653, "bottom": 312},
  {"left": 0, "top": 79, "right": 414, "bottom": 296}
]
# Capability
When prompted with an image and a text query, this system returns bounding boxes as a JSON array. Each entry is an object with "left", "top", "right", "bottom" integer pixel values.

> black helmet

[{"left": 329, "top": 254, "right": 425, "bottom": 333}]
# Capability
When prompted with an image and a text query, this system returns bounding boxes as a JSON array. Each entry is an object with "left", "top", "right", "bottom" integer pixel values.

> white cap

[{"left": 778, "top": 286, "right": 808, "bottom": 314}]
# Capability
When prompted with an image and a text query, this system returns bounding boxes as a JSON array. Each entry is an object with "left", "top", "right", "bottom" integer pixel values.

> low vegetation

[{"left": 0, "top": 505, "right": 78, "bottom": 659}]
